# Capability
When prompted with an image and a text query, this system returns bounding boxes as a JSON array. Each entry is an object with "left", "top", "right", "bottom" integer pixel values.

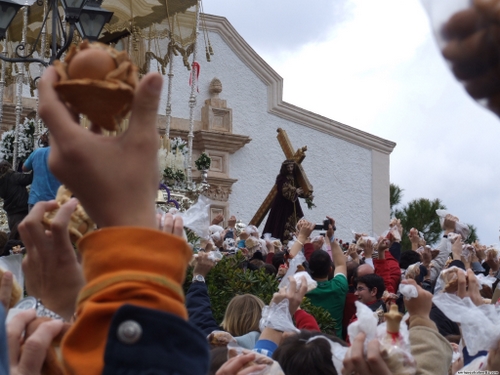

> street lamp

[
  {"left": 0, "top": 0, "right": 23, "bottom": 40},
  {"left": 0, "top": 0, "right": 113, "bottom": 66},
  {"left": 77, "top": 2, "right": 113, "bottom": 42}
]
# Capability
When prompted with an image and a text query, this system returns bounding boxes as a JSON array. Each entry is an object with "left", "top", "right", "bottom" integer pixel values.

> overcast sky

[{"left": 203, "top": 0, "right": 500, "bottom": 246}]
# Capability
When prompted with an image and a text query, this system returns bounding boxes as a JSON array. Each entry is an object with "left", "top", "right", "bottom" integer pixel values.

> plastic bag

[
  {"left": 376, "top": 319, "right": 416, "bottom": 375},
  {"left": 348, "top": 302, "right": 416, "bottom": 374},
  {"left": 227, "top": 342, "right": 284, "bottom": 375},
  {"left": 433, "top": 293, "right": 500, "bottom": 355},
  {"left": 435, "top": 210, "right": 470, "bottom": 240},
  {"left": 278, "top": 251, "right": 305, "bottom": 290},
  {"left": 347, "top": 301, "right": 379, "bottom": 345},
  {"left": 435, "top": 266, "right": 466, "bottom": 294},
  {"left": 259, "top": 299, "right": 299, "bottom": 333},
  {"left": 476, "top": 274, "right": 497, "bottom": 289},
  {"left": 404, "top": 263, "right": 421, "bottom": 280},
  {"left": 461, "top": 244, "right": 474, "bottom": 262},
  {"left": 398, "top": 284, "right": 418, "bottom": 300},
  {"left": 292, "top": 271, "right": 317, "bottom": 292},
  {"left": 179, "top": 195, "right": 211, "bottom": 239},
  {"left": 0, "top": 254, "right": 24, "bottom": 291},
  {"left": 207, "top": 249, "right": 223, "bottom": 262}
]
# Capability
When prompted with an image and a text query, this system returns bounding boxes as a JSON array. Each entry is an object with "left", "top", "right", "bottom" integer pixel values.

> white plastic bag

[
  {"left": 259, "top": 299, "right": 299, "bottom": 333},
  {"left": 433, "top": 293, "right": 500, "bottom": 355},
  {"left": 292, "top": 271, "right": 317, "bottom": 292},
  {"left": 179, "top": 195, "right": 211, "bottom": 239},
  {"left": 399, "top": 283, "right": 418, "bottom": 300},
  {"left": 278, "top": 251, "right": 305, "bottom": 290},
  {"left": 435, "top": 210, "right": 470, "bottom": 240}
]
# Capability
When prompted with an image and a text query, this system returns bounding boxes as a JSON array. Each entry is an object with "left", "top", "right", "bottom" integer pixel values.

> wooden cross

[{"left": 249, "top": 128, "right": 314, "bottom": 227}]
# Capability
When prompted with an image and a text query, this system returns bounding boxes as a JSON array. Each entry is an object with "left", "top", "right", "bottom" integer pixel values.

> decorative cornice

[
  {"left": 201, "top": 14, "right": 396, "bottom": 155},
  {"left": 193, "top": 130, "right": 251, "bottom": 154},
  {"left": 201, "top": 176, "right": 238, "bottom": 202}
]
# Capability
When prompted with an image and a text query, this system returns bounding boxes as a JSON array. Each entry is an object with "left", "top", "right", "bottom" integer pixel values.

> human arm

[
  {"left": 409, "top": 228, "right": 420, "bottom": 251},
  {"left": 326, "top": 217, "right": 346, "bottom": 276},
  {"left": 12, "top": 172, "right": 33, "bottom": 187},
  {"left": 37, "top": 67, "right": 210, "bottom": 374},
  {"left": 22, "top": 151, "right": 35, "bottom": 172},
  {"left": 19, "top": 199, "right": 85, "bottom": 321},
  {"left": 289, "top": 220, "right": 314, "bottom": 259},
  {"left": 255, "top": 276, "right": 308, "bottom": 355},
  {"left": 294, "top": 309, "right": 320, "bottom": 331},
  {"left": 402, "top": 279, "right": 453, "bottom": 375},
  {"left": 186, "top": 252, "right": 219, "bottom": 336},
  {"left": 429, "top": 216, "right": 457, "bottom": 281}
]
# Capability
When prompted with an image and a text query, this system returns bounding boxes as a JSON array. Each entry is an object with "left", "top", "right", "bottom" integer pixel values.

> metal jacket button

[{"left": 117, "top": 320, "right": 142, "bottom": 344}]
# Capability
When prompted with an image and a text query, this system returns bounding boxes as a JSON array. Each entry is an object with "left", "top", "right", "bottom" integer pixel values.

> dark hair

[
  {"left": 278, "top": 159, "right": 296, "bottom": 176},
  {"left": 399, "top": 250, "right": 422, "bottom": 269},
  {"left": 0, "top": 161, "right": 12, "bottom": 177},
  {"left": 346, "top": 261, "right": 358, "bottom": 285},
  {"left": 357, "top": 274, "right": 385, "bottom": 299},
  {"left": 273, "top": 330, "right": 346, "bottom": 375},
  {"left": 309, "top": 250, "right": 332, "bottom": 279},
  {"left": 272, "top": 251, "right": 286, "bottom": 270},
  {"left": 208, "top": 347, "right": 227, "bottom": 375},
  {"left": 263, "top": 263, "right": 277, "bottom": 276}
]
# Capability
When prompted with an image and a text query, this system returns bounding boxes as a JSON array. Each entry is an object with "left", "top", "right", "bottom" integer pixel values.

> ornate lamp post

[
  {"left": 0, "top": 1, "right": 23, "bottom": 40},
  {"left": 0, "top": 0, "right": 112, "bottom": 66}
]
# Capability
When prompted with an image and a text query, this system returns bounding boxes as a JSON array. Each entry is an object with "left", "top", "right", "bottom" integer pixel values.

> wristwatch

[
  {"left": 192, "top": 274, "right": 205, "bottom": 283},
  {"left": 14, "top": 296, "right": 63, "bottom": 320}
]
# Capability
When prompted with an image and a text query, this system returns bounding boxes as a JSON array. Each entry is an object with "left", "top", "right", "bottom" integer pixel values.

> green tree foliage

[
  {"left": 183, "top": 253, "right": 336, "bottom": 334},
  {"left": 465, "top": 224, "right": 479, "bottom": 244},
  {"left": 395, "top": 198, "right": 446, "bottom": 249},
  {"left": 390, "top": 183, "right": 404, "bottom": 217}
]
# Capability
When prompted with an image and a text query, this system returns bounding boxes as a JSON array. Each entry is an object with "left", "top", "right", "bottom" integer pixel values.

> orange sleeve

[{"left": 61, "top": 227, "right": 192, "bottom": 375}]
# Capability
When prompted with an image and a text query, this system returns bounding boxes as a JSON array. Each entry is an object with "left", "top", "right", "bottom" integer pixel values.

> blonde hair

[{"left": 221, "top": 294, "right": 265, "bottom": 336}]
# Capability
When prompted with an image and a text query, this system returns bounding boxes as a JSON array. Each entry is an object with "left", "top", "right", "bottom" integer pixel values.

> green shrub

[{"left": 184, "top": 253, "right": 337, "bottom": 335}]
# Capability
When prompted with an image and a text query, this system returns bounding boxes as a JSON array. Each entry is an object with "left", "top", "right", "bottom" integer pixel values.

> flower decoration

[{"left": 195, "top": 152, "right": 211, "bottom": 171}]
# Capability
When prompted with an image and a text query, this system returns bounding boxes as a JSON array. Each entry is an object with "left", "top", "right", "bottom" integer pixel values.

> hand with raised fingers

[
  {"left": 193, "top": 252, "right": 216, "bottom": 278},
  {"left": 19, "top": 199, "right": 84, "bottom": 321},
  {"left": 211, "top": 214, "right": 224, "bottom": 226},
  {"left": 342, "top": 332, "right": 393, "bottom": 375},
  {"left": 8, "top": 310, "right": 64, "bottom": 375},
  {"left": 457, "top": 269, "right": 484, "bottom": 306},
  {"left": 326, "top": 216, "right": 336, "bottom": 239},
  {"left": 271, "top": 276, "right": 308, "bottom": 316},
  {"left": 38, "top": 67, "right": 163, "bottom": 230},
  {"left": 401, "top": 279, "right": 433, "bottom": 319},
  {"left": 216, "top": 353, "right": 267, "bottom": 375},
  {"left": 298, "top": 220, "right": 315, "bottom": 241}
]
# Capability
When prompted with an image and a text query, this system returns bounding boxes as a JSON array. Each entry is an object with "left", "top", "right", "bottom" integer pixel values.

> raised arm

[{"left": 326, "top": 216, "right": 346, "bottom": 277}]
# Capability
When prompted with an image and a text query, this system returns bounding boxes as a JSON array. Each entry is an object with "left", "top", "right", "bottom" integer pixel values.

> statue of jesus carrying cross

[{"left": 249, "top": 128, "right": 313, "bottom": 245}]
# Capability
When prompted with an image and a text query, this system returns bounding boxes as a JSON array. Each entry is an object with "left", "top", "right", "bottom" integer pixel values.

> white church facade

[{"left": 158, "top": 14, "right": 396, "bottom": 241}]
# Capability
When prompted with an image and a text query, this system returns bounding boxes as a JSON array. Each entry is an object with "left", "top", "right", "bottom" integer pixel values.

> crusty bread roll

[{"left": 0, "top": 268, "right": 22, "bottom": 308}]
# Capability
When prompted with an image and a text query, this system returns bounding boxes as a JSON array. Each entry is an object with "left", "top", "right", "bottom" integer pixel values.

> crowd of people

[{"left": 0, "top": 1, "right": 499, "bottom": 374}]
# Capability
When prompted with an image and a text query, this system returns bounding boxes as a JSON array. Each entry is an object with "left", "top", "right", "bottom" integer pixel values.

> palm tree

[{"left": 390, "top": 183, "right": 403, "bottom": 217}]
